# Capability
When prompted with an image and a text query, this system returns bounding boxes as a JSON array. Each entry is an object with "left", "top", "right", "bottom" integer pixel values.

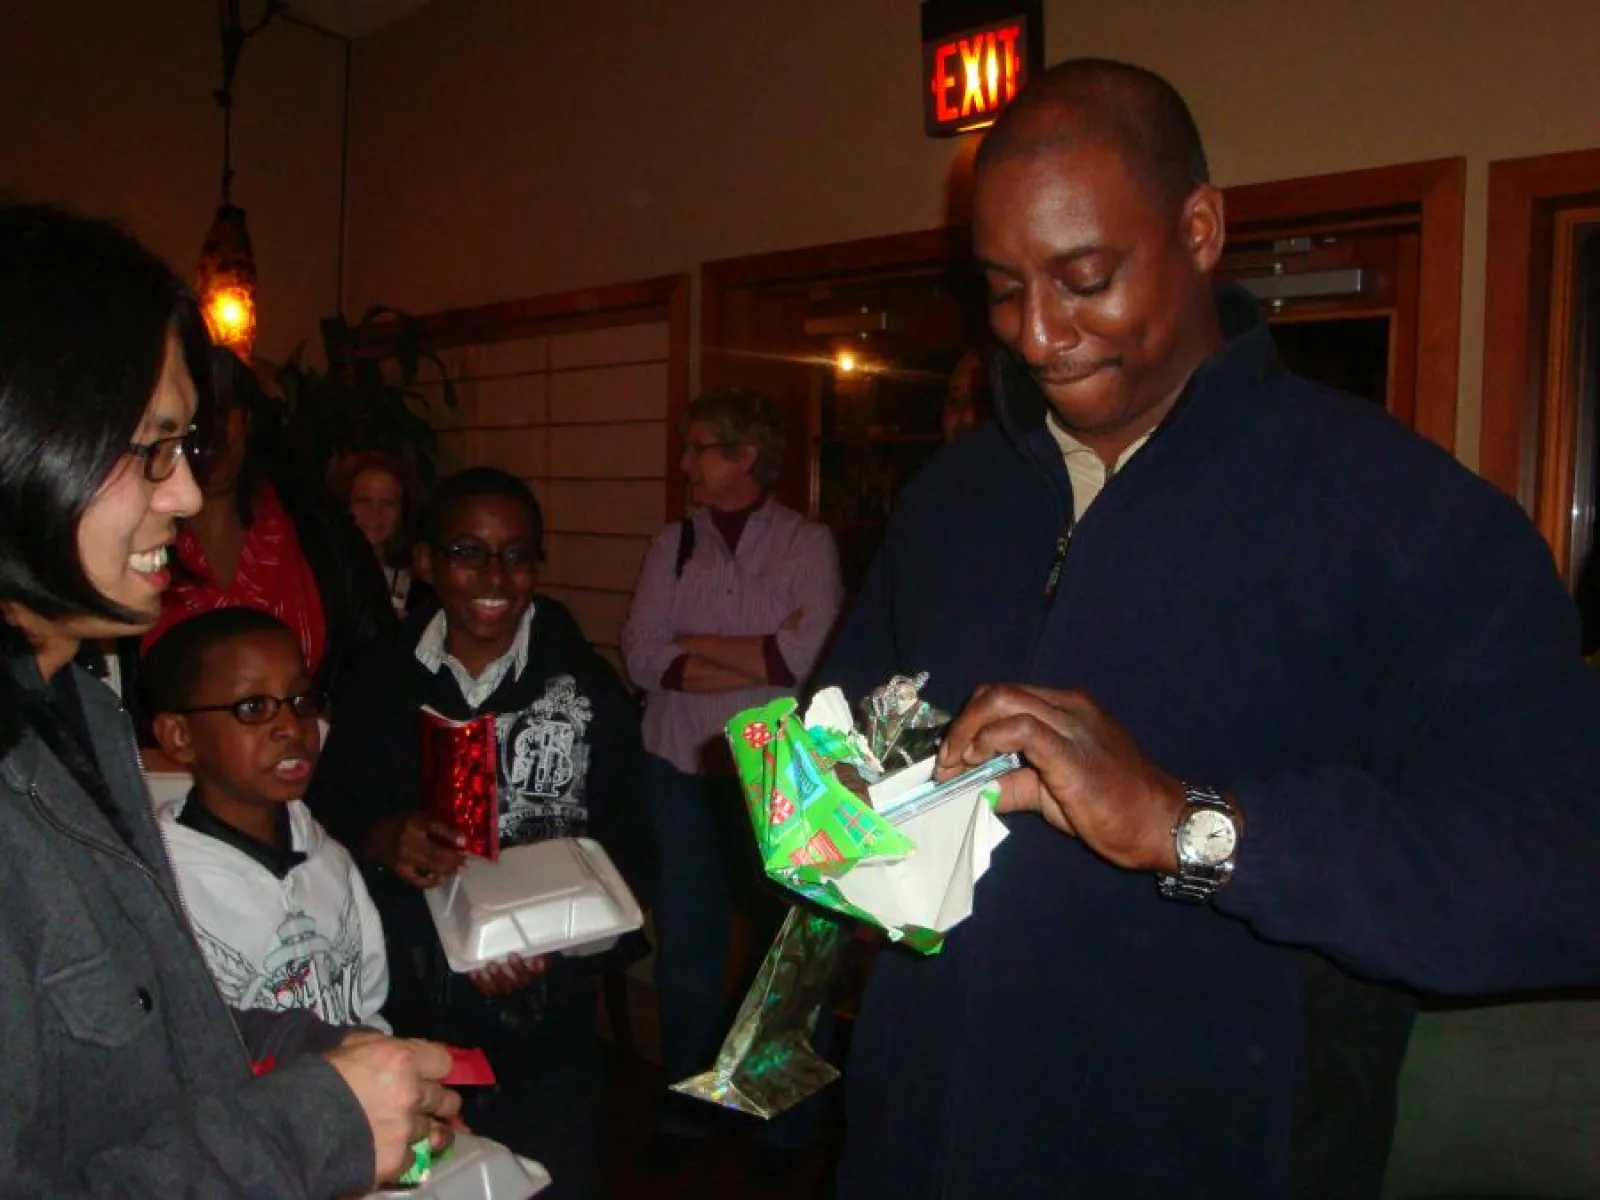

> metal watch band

[
  {"left": 1156, "top": 783, "right": 1236, "bottom": 904},
  {"left": 1156, "top": 864, "right": 1230, "bottom": 902}
]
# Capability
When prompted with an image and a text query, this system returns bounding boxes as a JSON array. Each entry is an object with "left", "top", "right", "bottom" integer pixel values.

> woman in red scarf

[{"left": 140, "top": 349, "right": 395, "bottom": 713}]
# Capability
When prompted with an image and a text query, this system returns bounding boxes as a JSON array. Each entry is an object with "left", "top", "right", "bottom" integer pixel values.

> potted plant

[{"left": 255, "top": 306, "right": 458, "bottom": 495}]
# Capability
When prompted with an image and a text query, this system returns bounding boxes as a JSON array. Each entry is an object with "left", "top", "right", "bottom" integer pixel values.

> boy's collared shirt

[
  {"left": 413, "top": 603, "right": 535, "bottom": 709},
  {"left": 176, "top": 791, "right": 305, "bottom": 879}
]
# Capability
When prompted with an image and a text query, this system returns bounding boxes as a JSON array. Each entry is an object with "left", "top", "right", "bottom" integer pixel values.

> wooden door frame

[
  {"left": 366, "top": 274, "right": 692, "bottom": 520},
  {"left": 695, "top": 228, "right": 973, "bottom": 518},
  {"left": 699, "top": 157, "right": 1466, "bottom": 450},
  {"left": 1479, "top": 148, "right": 1600, "bottom": 542},
  {"left": 364, "top": 272, "right": 690, "bottom": 428},
  {"left": 1221, "top": 157, "right": 1465, "bottom": 451},
  {"left": 372, "top": 274, "right": 691, "bottom": 353},
  {"left": 696, "top": 225, "right": 971, "bottom": 418}
]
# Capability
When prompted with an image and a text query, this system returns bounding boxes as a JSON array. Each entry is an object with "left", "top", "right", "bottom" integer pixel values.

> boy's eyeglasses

[
  {"left": 436, "top": 542, "right": 540, "bottom": 573},
  {"left": 175, "top": 691, "right": 330, "bottom": 725},
  {"left": 126, "top": 425, "right": 199, "bottom": 483}
]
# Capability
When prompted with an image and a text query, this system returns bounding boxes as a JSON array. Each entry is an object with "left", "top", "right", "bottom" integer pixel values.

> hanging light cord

[{"left": 214, "top": 0, "right": 284, "bottom": 205}]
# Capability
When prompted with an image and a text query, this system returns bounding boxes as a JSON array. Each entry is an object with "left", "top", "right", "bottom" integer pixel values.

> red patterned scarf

[{"left": 143, "top": 483, "right": 328, "bottom": 674}]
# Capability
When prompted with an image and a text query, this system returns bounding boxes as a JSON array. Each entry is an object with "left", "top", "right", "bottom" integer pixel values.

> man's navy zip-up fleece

[{"left": 818, "top": 290, "right": 1600, "bottom": 1199}]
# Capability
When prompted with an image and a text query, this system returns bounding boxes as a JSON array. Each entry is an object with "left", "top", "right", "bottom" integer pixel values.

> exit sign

[{"left": 921, "top": 2, "right": 1041, "bottom": 137}]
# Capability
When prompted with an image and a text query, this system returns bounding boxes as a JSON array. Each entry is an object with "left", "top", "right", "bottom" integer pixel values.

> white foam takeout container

[
  {"left": 370, "top": 1132, "right": 550, "bottom": 1199},
  {"left": 425, "top": 837, "right": 643, "bottom": 974}
]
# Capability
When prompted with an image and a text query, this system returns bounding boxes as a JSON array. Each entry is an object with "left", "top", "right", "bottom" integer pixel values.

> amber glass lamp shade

[{"left": 196, "top": 203, "right": 258, "bottom": 361}]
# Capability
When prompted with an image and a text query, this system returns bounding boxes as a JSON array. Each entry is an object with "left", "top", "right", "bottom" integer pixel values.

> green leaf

[
  {"left": 285, "top": 304, "right": 458, "bottom": 491},
  {"left": 394, "top": 329, "right": 420, "bottom": 385},
  {"left": 357, "top": 304, "right": 399, "bottom": 328},
  {"left": 354, "top": 356, "right": 383, "bottom": 401},
  {"left": 396, "top": 406, "right": 439, "bottom": 454},
  {"left": 320, "top": 316, "right": 352, "bottom": 367}
]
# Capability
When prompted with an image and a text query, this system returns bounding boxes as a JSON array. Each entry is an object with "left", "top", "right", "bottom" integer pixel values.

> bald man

[{"left": 818, "top": 58, "right": 1600, "bottom": 1198}]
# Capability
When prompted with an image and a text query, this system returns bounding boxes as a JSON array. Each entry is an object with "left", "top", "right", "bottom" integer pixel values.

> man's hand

[
  {"left": 467, "top": 953, "right": 549, "bottom": 996},
  {"left": 936, "top": 683, "right": 1188, "bottom": 873},
  {"left": 325, "top": 1036, "right": 461, "bottom": 1185},
  {"left": 364, "top": 813, "right": 466, "bottom": 888}
]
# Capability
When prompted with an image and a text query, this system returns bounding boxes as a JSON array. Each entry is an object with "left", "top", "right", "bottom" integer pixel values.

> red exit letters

[{"left": 925, "top": 20, "right": 1027, "bottom": 136}]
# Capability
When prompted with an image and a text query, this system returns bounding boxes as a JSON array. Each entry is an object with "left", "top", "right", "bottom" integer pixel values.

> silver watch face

[{"left": 1178, "top": 807, "right": 1237, "bottom": 866}]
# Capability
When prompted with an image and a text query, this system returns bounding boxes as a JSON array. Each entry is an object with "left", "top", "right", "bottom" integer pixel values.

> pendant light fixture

[{"left": 196, "top": 1, "right": 282, "bottom": 360}]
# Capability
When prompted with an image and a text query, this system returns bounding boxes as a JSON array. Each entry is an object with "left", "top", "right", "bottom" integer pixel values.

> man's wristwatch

[{"left": 1156, "top": 783, "right": 1239, "bottom": 903}]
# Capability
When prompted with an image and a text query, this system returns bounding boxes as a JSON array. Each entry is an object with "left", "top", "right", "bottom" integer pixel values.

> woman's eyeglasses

[
  {"left": 436, "top": 542, "right": 540, "bottom": 574},
  {"left": 174, "top": 691, "right": 330, "bottom": 726},
  {"left": 126, "top": 425, "right": 199, "bottom": 483}
]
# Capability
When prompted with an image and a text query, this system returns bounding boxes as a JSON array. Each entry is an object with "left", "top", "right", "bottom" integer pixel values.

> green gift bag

[
  {"left": 725, "top": 697, "right": 914, "bottom": 922},
  {"left": 673, "top": 691, "right": 955, "bottom": 1120}
]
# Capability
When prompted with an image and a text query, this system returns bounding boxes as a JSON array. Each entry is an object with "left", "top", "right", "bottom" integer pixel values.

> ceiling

[{"left": 283, "top": 0, "right": 435, "bottom": 38}]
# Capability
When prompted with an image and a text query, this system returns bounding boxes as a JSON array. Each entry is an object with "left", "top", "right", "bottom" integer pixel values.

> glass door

[
  {"left": 1216, "top": 224, "right": 1420, "bottom": 418},
  {"left": 1548, "top": 213, "right": 1600, "bottom": 651}
]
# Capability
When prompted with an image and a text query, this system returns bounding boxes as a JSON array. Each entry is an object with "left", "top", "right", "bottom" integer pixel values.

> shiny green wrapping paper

[
  {"left": 670, "top": 907, "right": 849, "bottom": 1118},
  {"left": 673, "top": 681, "right": 953, "bottom": 1118}
]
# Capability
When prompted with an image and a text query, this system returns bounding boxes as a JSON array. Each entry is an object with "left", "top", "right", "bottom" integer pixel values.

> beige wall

[
  {"left": 0, "top": 0, "right": 346, "bottom": 361},
  {"left": 10, "top": 2, "right": 1600, "bottom": 460},
  {"left": 345, "top": 0, "right": 1600, "bottom": 471},
  {"left": 427, "top": 322, "right": 672, "bottom": 673}
]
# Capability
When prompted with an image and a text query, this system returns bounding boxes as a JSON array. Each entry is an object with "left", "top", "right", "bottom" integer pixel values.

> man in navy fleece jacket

[{"left": 819, "top": 58, "right": 1600, "bottom": 1200}]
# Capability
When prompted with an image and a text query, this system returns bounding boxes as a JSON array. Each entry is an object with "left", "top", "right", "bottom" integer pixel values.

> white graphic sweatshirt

[{"left": 161, "top": 797, "right": 389, "bottom": 1030}]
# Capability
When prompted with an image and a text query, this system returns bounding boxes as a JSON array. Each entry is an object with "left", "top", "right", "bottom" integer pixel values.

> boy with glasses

[
  {"left": 307, "top": 467, "right": 651, "bottom": 1200},
  {"left": 143, "top": 606, "right": 389, "bottom": 1029}
]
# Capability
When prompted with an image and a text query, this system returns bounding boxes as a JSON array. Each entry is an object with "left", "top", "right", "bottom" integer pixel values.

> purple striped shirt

[{"left": 621, "top": 500, "right": 843, "bottom": 774}]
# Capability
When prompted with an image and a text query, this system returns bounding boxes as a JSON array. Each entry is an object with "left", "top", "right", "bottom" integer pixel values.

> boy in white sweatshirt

[{"left": 144, "top": 607, "right": 388, "bottom": 1028}]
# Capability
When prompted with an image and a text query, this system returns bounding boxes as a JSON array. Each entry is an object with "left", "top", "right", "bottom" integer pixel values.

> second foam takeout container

[
  {"left": 370, "top": 1132, "right": 549, "bottom": 1199},
  {"left": 425, "top": 837, "right": 642, "bottom": 973}
]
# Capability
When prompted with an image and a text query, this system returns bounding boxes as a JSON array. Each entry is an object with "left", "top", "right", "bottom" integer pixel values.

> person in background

[
  {"left": 139, "top": 347, "right": 395, "bottom": 716},
  {"left": 620, "top": 386, "right": 844, "bottom": 1177},
  {"left": 818, "top": 58, "right": 1600, "bottom": 1199},
  {"left": 308, "top": 467, "right": 652, "bottom": 1200},
  {"left": 145, "top": 607, "right": 389, "bottom": 1031},
  {"left": 941, "top": 348, "right": 994, "bottom": 442},
  {"left": 344, "top": 450, "right": 431, "bottom": 619},
  {"left": 0, "top": 200, "right": 457, "bottom": 1196}
]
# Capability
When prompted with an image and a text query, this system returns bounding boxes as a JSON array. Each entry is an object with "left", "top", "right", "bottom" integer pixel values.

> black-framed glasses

[
  {"left": 175, "top": 690, "right": 330, "bottom": 726},
  {"left": 126, "top": 425, "right": 198, "bottom": 483},
  {"left": 682, "top": 440, "right": 738, "bottom": 457},
  {"left": 436, "top": 542, "right": 540, "bottom": 573}
]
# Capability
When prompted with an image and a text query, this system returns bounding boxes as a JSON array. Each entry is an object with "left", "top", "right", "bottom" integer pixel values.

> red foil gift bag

[{"left": 418, "top": 706, "right": 500, "bottom": 861}]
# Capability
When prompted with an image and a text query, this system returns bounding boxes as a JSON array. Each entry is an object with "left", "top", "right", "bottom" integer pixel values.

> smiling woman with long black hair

[{"left": 0, "top": 202, "right": 459, "bottom": 1197}]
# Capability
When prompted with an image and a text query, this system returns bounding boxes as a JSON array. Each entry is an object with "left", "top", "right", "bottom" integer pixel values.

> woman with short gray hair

[{"left": 680, "top": 387, "right": 787, "bottom": 489}]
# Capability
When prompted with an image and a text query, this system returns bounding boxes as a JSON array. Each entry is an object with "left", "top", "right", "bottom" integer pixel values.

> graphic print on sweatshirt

[
  {"left": 495, "top": 673, "right": 593, "bottom": 846},
  {"left": 194, "top": 892, "right": 366, "bottom": 1022}
]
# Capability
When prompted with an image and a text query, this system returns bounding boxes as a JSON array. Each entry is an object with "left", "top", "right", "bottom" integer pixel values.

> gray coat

[{"left": 0, "top": 662, "right": 374, "bottom": 1198}]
